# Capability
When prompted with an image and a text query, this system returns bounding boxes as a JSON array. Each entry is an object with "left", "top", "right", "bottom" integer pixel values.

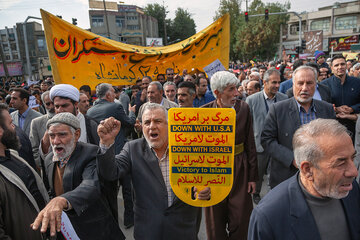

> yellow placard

[
  {"left": 168, "top": 108, "right": 235, "bottom": 207},
  {"left": 40, "top": 9, "right": 230, "bottom": 89}
]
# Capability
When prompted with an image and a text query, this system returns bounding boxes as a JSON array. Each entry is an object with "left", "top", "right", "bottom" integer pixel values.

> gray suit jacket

[
  {"left": 29, "top": 114, "right": 51, "bottom": 166},
  {"left": 286, "top": 84, "right": 332, "bottom": 103},
  {"left": 246, "top": 91, "right": 288, "bottom": 152},
  {"left": 97, "top": 138, "right": 199, "bottom": 240},
  {"left": 261, "top": 97, "right": 336, "bottom": 188},
  {"left": 11, "top": 108, "right": 42, "bottom": 136}
]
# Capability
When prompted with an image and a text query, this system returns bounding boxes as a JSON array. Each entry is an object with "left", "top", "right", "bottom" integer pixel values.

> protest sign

[
  {"left": 40, "top": 9, "right": 229, "bottom": 89},
  {"left": 168, "top": 108, "right": 235, "bottom": 207}
]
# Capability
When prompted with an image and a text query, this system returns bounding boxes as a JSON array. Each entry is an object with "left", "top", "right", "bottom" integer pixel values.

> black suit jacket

[
  {"left": 286, "top": 84, "right": 332, "bottom": 103},
  {"left": 261, "top": 98, "right": 336, "bottom": 188},
  {"left": 97, "top": 138, "right": 199, "bottom": 240},
  {"left": 45, "top": 142, "right": 124, "bottom": 240}
]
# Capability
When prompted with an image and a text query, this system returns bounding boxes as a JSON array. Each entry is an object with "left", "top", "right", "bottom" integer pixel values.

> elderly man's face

[
  {"left": 53, "top": 97, "right": 77, "bottom": 115},
  {"left": 354, "top": 67, "right": 360, "bottom": 78},
  {"left": 43, "top": 94, "right": 55, "bottom": 114},
  {"left": 293, "top": 69, "right": 316, "bottom": 104},
  {"left": 310, "top": 133, "right": 358, "bottom": 199},
  {"left": 263, "top": 74, "right": 280, "bottom": 98},
  {"left": 147, "top": 85, "right": 163, "bottom": 104},
  {"left": 246, "top": 81, "right": 260, "bottom": 96},
  {"left": 48, "top": 124, "right": 79, "bottom": 160},
  {"left": 164, "top": 85, "right": 176, "bottom": 102},
  {"left": 78, "top": 94, "right": 90, "bottom": 114},
  {"left": 216, "top": 84, "right": 239, "bottom": 107},
  {"left": 142, "top": 108, "right": 168, "bottom": 150}
]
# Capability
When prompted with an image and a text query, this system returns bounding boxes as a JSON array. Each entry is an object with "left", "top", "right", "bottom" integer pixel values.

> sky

[{"left": 0, "top": 0, "right": 350, "bottom": 32}]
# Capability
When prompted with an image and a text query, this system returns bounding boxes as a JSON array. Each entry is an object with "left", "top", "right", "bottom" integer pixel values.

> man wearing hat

[
  {"left": 32, "top": 112, "right": 124, "bottom": 239},
  {"left": 40, "top": 84, "right": 99, "bottom": 160}
]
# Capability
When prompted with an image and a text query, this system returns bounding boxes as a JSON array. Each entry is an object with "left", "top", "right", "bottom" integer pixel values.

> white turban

[{"left": 49, "top": 84, "right": 80, "bottom": 102}]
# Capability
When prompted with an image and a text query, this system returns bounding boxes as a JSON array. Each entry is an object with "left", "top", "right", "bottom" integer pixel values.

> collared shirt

[
  {"left": 313, "top": 84, "right": 322, "bottom": 101},
  {"left": 77, "top": 112, "right": 88, "bottom": 143},
  {"left": 18, "top": 107, "right": 30, "bottom": 130},
  {"left": 263, "top": 91, "right": 276, "bottom": 112},
  {"left": 193, "top": 92, "right": 216, "bottom": 107},
  {"left": 150, "top": 145, "right": 174, "bottom": 207},
  {"left": 296, "top": 101, "right": 317, "bottom": 125}
]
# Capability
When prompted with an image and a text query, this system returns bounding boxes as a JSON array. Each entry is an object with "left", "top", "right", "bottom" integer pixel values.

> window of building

[
  {"left": 37, "top": 38, "right": 46, "bottom": 51},
  {"left": 290, "top": 24, "right": 299, "bottom": 35},
  {"left": 127, "top": 25, "right": 140, "bottom": 30},
  {"left": 5, "top": 55, "right": 10, "bottom": 60},
  {"left": 1, "top": 34, "right": 6, "bottom": 42},
  {"left": 335, "top": 16, "right": 357, "bottom": 30},
  {"left": 13, "top": 53, "right": 19, "bottom": 60},
  {"left": 2, "top": 44, "right": 9, "bottom": 52},
  {"left": 118, "top": 35, "right": 127, "bottom": 43},
  {"left": 92, "top": 16, "right": 104, "bottom": 27},
  {"left": 310, "top": 19, "right": 330, "bottom": 31},
  {"left": 8, "top": 33, "right": 15, "bottom": 41},
  {"left": 10, "top": 43, "right": 17, "bottom": 51},
  {"left": 116, "top": 16, "right": 125, "bottom": 28},
  {"left": 127, "top": 16, "right": 138, "bottom": 21}
]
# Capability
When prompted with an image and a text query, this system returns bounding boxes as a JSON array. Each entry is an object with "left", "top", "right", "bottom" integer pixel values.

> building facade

[
  {"left": 89, "top": 2, "right": 159, "bottom": 46},
  {"left": 0, "top": 26, "right": 23, "bottom": 80},
  {"left": 282, "top": 0, "right": 360, "bottom": 56}
]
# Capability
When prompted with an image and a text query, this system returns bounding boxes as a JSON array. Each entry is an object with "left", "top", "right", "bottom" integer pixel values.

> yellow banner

[
  {"left": 168, "top": 108, "right": 235, "bottom": 207},
  {"left": 40, "top": 9, "right": 230, "bottom": 89}
]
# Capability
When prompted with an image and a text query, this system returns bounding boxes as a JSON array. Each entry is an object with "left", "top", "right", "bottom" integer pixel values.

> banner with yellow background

[{"left": 40, "top": 9, "right": 229, "bottom": 89}]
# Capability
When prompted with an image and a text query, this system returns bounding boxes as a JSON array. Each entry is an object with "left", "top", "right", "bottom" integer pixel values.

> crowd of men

[{"left": 0, "top": 53, "right": 359, "bottom": 239}]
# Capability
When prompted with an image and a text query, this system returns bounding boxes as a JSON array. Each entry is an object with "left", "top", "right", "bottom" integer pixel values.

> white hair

[
  {"left": 293, "top": 119, "right": 349, "bottom": 167},
  {"left": 210, "top": 71, "right": 239, "bottom": 97}
]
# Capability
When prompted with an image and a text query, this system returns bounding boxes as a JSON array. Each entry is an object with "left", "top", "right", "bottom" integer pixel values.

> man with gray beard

[
  {"left": 249, "top": 119, "right": 360, "bottom": 240},
  {"left": 32, "top": 113, "right": 124, "bottom": 239},
  {"left": 261, "top": 66, "right": 336, "bottom": 189}
]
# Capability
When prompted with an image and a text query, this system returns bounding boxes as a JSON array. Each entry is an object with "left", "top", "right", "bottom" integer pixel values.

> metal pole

[
  {"left": 23, "top": 16, "right": 42, "bottom": 81},
  {"left": 163, "top": 1, "right": 167, "bottom": 46},
  {"left": 103, "top": 0, "right": 111, "bottom": 39}
]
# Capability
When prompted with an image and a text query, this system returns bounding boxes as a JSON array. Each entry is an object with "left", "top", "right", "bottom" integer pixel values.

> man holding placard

[{"left": 202, "top": 71, "right": 258, "bottom": 240}]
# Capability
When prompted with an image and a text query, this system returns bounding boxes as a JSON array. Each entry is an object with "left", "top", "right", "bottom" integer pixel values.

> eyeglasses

[
  {"left": 0, "top": 97, "right": 3, "bottom": 101},
  {"left": 45, "top": 102, "right": 53, "bottom": 106}
]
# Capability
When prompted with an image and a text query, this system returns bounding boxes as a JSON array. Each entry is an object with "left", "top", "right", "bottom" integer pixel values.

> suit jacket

[
  {"left": 285, "top": 84, "right": 332, "bottom": 103},
  {"left": 87, "top": 99, "right": 135, "bottom": 153},
  {"left": 11, "top": 108, "right": 42, "bottom": 136},
  {"left": 15, "top": 126, "right": 37, "bottom": 170},
  {"left": 261, "top": 97, "right": 336, "bottom": 188},
  {"left": 248, "top": 173, "right": 360, "bottom": 240},
  {"left": 45, "top": 142, "right": 124, "bottom": 240},
  {"left": 246, "top": 91, "right": 288, "bottom": 153},
  {"left": 29, "top": 114, "right": 51, "bottom": 167},
  {"left": 97, "top": 139, "right": 199, "bottom": 240}
]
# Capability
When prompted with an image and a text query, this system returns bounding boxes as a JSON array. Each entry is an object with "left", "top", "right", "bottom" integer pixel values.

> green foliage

[
  {"left": 214, "top": 0, "right": 290, "bottom": 61},
  {"left": 168, "top": 8, "right": 196, "bottom": 43},
  {"left": 214, "top": 0, "right": 242, "bottom": 60},
  {"left": 143, "top": 3, "right": 169, "bottom": 44},
  {"left": 144, "top": 4, "right": 196, "bottom": 45}
]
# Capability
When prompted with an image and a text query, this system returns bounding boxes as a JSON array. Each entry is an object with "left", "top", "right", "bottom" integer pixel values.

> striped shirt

[
  {"left": 151, "top": 146, "right": 174, "bottom": 206},
  {"left": 297, "top": 101, "right": 317, "bottom": 125}
]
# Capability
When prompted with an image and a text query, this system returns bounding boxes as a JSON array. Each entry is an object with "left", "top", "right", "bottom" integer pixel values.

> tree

[
  {"left": 214, "top": 0, "right": 242, "bottom": 60},
  {"left": 234, "top": 0, "right": 290, "bottom": 61},
  {"left": 143, "top": 3, "right": 170, "bottom": 44},
  {"left": 168, "top": 8, "right": 196, "bottom": 44}
]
